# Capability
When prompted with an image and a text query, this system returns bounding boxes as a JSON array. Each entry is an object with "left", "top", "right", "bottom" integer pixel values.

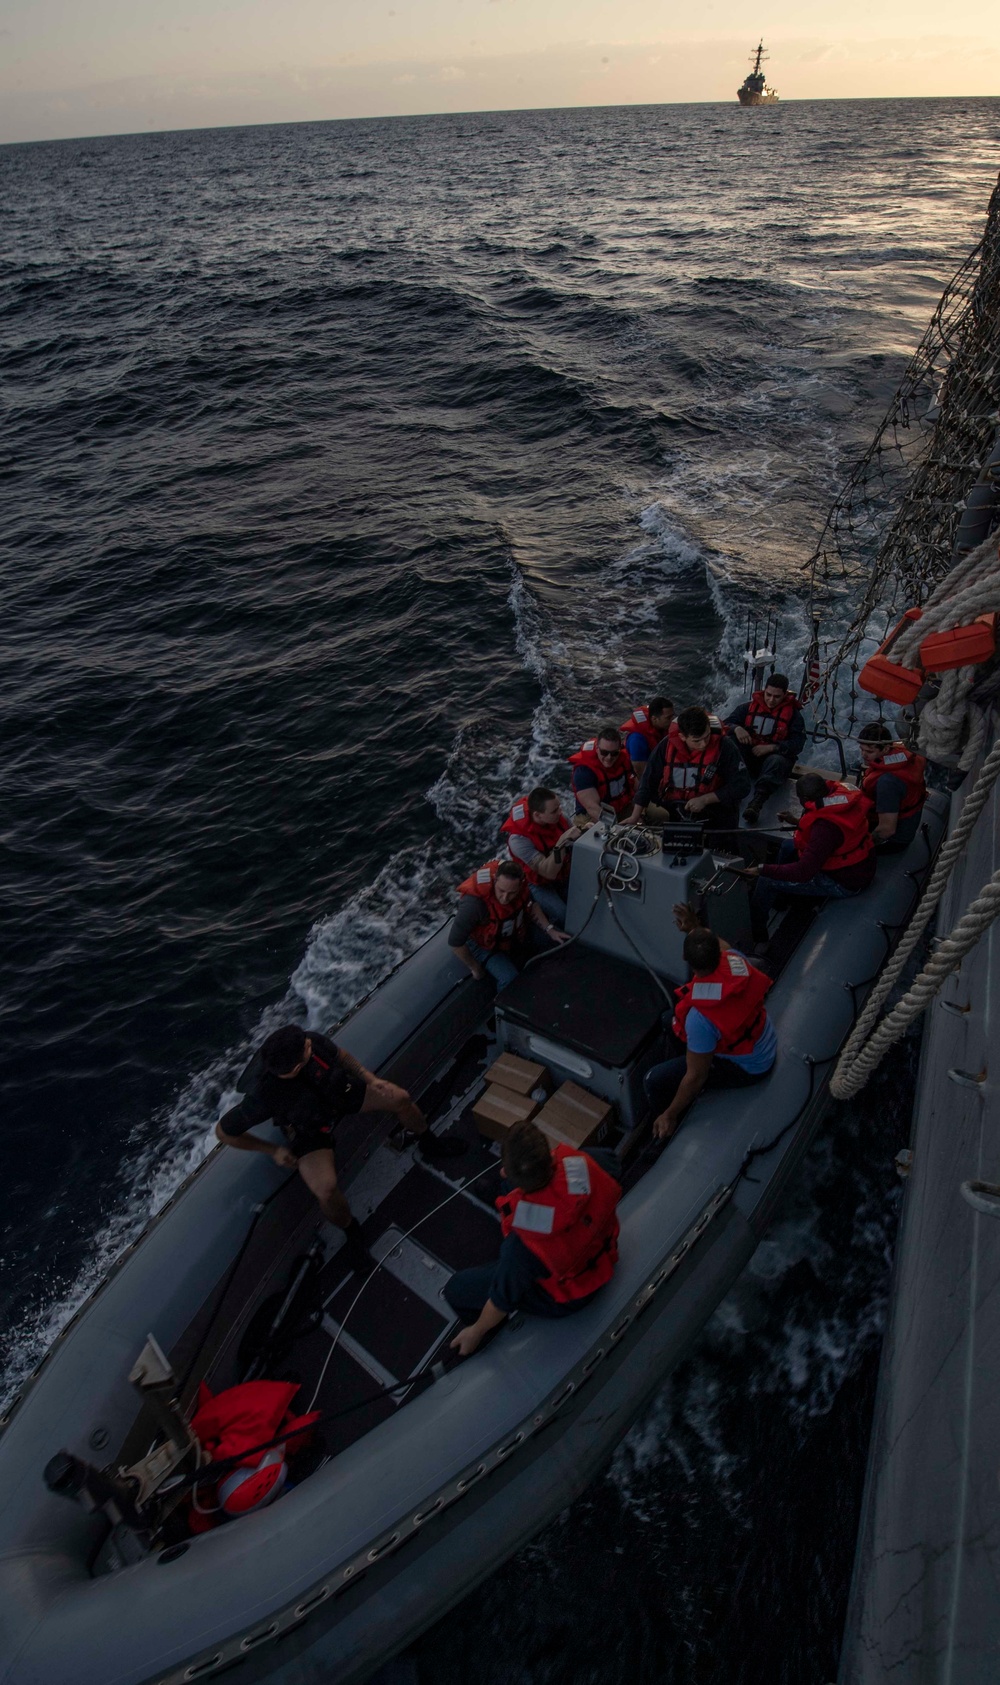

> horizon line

[{"left": 4, "top": 90, "right": 999, "bottom": 153}]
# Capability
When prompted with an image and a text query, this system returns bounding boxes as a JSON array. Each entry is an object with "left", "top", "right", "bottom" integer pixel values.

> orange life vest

[
  {"left": 500, "top": 798, "right": 570, "bottom": 886},
  {"left": 744, "top": 688, "right": 800, "bottom": 746},
  {"left": 672, "top": 949, "right": 772, "bottom": 1056},
  {"left": 794, "top": 783, "right": 874, "bottom": 870},
  {"left": 497, "top": 1144, "right": 620, "bottom": 1304},
  {"left": 860, "top": 744, "right": 927, "bottom": 819},
  {"left": 188, "top": 1380, "right": 319, "bottom": 1533},
  {"left": 620, "top": 705, "right": 667, "bottom": 757},
  {"left": 456, "top": 859, "right": 532, "bottom": 952},
  {"left": 656, "top": 722, "right": 723, "bottom": 804},
  {"left": 568, "top": 741, "right": 636, "bottom": 817}
]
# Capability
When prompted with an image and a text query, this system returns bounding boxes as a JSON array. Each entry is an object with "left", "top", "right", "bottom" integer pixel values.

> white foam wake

[{"left": 0, "top": 494, "right": 845, "bottom": 1411}]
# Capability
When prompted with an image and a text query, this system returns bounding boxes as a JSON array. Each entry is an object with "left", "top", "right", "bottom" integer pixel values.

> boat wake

[{"left": 0, "top": 486, "right": 797, "bottom": 1411}]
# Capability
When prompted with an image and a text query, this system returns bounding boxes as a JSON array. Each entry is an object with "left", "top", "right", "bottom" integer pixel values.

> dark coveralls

[
  {"left": 635, "top": 734, "right": 750, "bottom": 835},
  {"left": 724, "top": 698, "right": 806, "bottom": 805}
]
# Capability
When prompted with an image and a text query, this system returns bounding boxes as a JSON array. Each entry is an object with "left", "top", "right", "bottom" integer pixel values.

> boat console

[
  {"left": 493, "top": 818, "right": 755, "bottom": 1128},
  {"left": 562, "top": 820, "right": 752, "bottom": 981},
  {"left": 493, "top": 945, "right": 665, "bottom": 1129}
]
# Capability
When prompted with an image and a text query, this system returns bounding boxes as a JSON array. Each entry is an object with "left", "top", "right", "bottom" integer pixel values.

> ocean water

[{"left": 2, "top": 97, "right": 999, "bottom": 1680}]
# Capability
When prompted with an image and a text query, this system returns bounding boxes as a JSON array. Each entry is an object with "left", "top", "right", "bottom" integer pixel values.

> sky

[{"left": 1, "top": 0, "right": 999, "bottom": 145}]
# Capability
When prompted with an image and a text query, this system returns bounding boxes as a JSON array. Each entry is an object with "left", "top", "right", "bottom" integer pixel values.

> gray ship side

[{"left": 839, "top": 729, "right": 1000, "bottom": 1684}]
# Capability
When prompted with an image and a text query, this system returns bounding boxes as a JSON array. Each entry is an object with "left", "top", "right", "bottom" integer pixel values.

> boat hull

[{"left": 0, "top": 803, "right": 947, "bottom": 1685}]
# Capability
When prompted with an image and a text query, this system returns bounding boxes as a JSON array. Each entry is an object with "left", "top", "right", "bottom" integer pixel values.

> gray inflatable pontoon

[{"left": 0, "top": 798, "right": 947, "bottom": 1685}]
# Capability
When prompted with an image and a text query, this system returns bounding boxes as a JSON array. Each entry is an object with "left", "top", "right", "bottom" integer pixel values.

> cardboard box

[
  {"left": 483, "top": 1052, "right": 551, "bottom": 1098},
  {"left": 472, "top": 1084, "right": 540, "bottom": 1143},
  {"left": 535, "top": 1081, "right": 614, "bottom": 1151}
]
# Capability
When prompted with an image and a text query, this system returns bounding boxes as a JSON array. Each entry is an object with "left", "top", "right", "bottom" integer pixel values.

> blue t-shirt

[
  {"left": 873, "top": 771, "right": 907, "bottom": 814},
  {"left": 685, "top": 1006, "right": 778, "bottom": 1074},
  {"left": 626, "top": 731, "right": 651, "bottom": 764}
]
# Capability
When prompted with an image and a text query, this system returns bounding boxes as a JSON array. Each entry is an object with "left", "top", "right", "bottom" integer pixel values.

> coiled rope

[
  {"left": 830, "top": 733, "right": 1000, "bottom": 1099},
  {"left": 891, "top": 531, "right": 1000, "bottom": 766}
]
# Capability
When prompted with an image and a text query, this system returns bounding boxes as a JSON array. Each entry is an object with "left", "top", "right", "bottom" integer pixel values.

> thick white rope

[
  {"left": 830, "top": 733, "right": 1000, "bottom": 1099},
  {"left": 829, "top": 873, "right": 1000, "bottom": 1101},
  {"left": 917, "top": 665, "right": 982, "bottom": 765},
  {"left": 893, "top": 531, "right": 1000, "bottom": 664},
  {"left": 875, "top": 530, "right": 1000, "bottom": 764}
]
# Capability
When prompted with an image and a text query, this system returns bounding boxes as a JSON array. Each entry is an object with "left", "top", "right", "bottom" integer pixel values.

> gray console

[{"left": 564, "top": 821, "right": 752, "bottom": 985}]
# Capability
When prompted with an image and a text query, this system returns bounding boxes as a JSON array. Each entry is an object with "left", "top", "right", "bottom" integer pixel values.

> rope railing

[{"left": 830, "top": 733, "right": 1000, "bottom": 1099}]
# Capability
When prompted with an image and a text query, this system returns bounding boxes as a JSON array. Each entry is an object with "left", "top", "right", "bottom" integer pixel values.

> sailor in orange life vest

[
  {"left": 723, "top": 672, "right": 806, "bottom": 827},
  {"left": 448, "top": 857, "right": 571, "bottom": 991},
  {"left": 620, "top": 695, "right": 674, "bottom": 780},
  {"left": 643, "top": 904, "right": 777, "bottom": 1142},
  {"left": 625, "top": 705, "right": 750, "bottom": 833},
  {"left": 568, "top": 725, "right": 637, "bottom": 822},
  {"left": 216, "top": 1026, "right": 466, "bottom": 1278},
  {"left": 444, "top": 1120, "right": 622, "bottom": 1355},
  {"left": 742, "top": 773, "right": 876, "bottom": 947},
  {"left": 856, "top": 722, "right": 927, "bottom": 853},
  {"left": 500, "top": 787, "right": 587, "bottom": 930}
]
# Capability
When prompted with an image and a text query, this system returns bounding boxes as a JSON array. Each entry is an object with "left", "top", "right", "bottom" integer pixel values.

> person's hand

[
  {"left": 564, "top": 825, "right": 583, "bottom": 843},
  {"left": 273, "top": 1145, "right": 298, "bottom": 1169},
  {"left": 672, "top": 901, "right": 699, "bottom": 933},
  {"left": 733, "top": 726, "right": 752, "bottom": 745},
  {"left": 469, "top": 961, "right": 486, "bottom": 981},
  {"left": 776, "top": 809, "right": 796, "bottom": 825},
  {"left": 686, "top": 795, "right": 713, "bottom": 815},
  {"left": 616, "top": 813, "right": 637, "bottom": 828},
  {"left": 450, "top": 1324, "right": 484, "bottom": 1358},
  {"left": 653, "top": 1110, "right": 681, "bottom": 1142},
  {"left": 741, "top": 864, "right": 762, "bottom": 879},
  {"left": 753, "top": 744, "right": 773, "bottom": 758},
  {"left": 548, "top": 927, "right": 572, "bottom": 944}
]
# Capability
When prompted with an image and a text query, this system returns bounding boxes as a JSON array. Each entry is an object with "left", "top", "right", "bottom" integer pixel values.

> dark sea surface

[{"left": 2, "top": 98, "right": 999, "bottom": 1681}]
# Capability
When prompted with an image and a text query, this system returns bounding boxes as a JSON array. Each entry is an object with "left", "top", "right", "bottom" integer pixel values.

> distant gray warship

[{"left": 737, "top": 40, "right": 778, "bottom": 105}]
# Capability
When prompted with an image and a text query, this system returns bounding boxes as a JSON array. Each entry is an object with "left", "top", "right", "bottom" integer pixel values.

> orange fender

[
  {"left": 919, "top": 612, "right": 997, "bottom": 674},
  {"left": 857, "top": 608, "right": 924, "bottom": 705}
]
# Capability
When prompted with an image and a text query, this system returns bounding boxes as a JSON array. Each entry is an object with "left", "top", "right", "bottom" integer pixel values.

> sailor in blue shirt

[{"left": 645, "top": 904, "right": 777, "bottom": 1141}]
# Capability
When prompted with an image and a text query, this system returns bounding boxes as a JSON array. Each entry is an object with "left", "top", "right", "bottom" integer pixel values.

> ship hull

[{"left": 738, "top": 90, "right": 778, "bottom": 105}]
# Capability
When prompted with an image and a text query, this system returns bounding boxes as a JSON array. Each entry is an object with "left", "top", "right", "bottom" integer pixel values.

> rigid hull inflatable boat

[{"left": 0, "top": 798, "right": 947, "bottom": 1685}]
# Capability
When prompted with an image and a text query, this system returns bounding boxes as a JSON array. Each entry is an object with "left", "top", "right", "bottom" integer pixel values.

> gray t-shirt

[
  {"left": 448, "top": 895, "right": 491, "bottom": 948},
  {"left": 506, "top": 833, "right": 543, "bottom": 871}
]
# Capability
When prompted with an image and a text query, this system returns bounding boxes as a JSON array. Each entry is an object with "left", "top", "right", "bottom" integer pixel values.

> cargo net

[{"left": 805, "top": 169, "right": 1000, "bottom": 734}]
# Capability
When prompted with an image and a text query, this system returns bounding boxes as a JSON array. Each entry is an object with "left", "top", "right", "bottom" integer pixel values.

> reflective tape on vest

[
  {"left": 691, "top": 982, "right": 724, "bottom": 1000},
  {"left": 823, "top": 794, "right": 849, "bottom": 807},
  {"left": 512, "top": 1200, "right": 556, "bottom": 1235},
  {"left": 563, "top": 1155, "right": 591, "bottom": 1196},
  {"left": 218, "top": 1447, "right": 287, "bottom": 1516},
  {"left": 476, "top": 867, "right": 492, "bottom": 882},
  {"left": 883, "top": 752, "right": 907, "bottom": 765}
]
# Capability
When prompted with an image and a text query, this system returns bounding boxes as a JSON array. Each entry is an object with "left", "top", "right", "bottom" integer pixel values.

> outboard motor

[
  {"left": 43, "top": 1334, "right": 200, "bottom": 1560},
  {"left": 44, "top": 1450, "right": 149, "bottom": 1538}
]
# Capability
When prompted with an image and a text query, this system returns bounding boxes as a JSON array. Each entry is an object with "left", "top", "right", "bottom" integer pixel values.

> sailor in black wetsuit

[{"left": 216, "top": 1025, "right": 465, "bottom": 1275}]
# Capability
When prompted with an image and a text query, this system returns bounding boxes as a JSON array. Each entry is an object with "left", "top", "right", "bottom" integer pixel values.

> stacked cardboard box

[
  {"left": 472, "top": 1053, "right": 551, "bottom": 1144},
  {"left": 535, "top": 1080, "right": 614, "bottom": 1151}
]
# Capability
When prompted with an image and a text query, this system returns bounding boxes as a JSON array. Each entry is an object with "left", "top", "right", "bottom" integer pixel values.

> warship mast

[{"left": 737, "top": 39, "right": 779, "bottom": 106}]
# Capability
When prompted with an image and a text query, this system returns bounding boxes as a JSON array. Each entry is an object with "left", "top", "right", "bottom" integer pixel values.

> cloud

[
  {"left": 438, "top": 64, "right": 466, "bottom": 81},
  {"left": 392, "top": 72, "right": 415, "bottom": 83}
]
